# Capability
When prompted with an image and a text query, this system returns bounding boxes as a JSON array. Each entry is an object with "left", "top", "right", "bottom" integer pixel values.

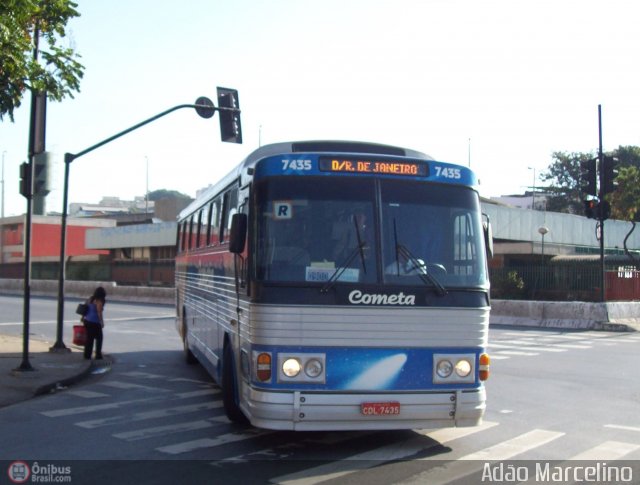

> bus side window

[
  {"left": 182, "top": 220, "right": 189, "bottom": 252},
  {"left": 210, "top": 198, "right": 221, "bottom": 245},
  {"left": 453, "top": 212, "right": 476, "bottom": 276},
  {"left": 177, "top": 221, "right": 184, "bottom": 252},
  {"left": 188, "top": 215, "right": 195, "bottom": 250},
  {"left": 205, "top": 202, "right": 213, "bottom": 246},
  {"left": 201, "top": 205, "right": 209, "bottom": 247},
  {"left": 195, "top": 210, "right": 203, "bottom": 248},
  {"left": 221, "top": 187, "right": 239, "bottom": 244}
]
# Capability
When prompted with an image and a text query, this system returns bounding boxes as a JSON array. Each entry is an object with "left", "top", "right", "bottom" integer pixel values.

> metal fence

[
  {"left": 0, "top": 260, "right": 175, "bottom": 287},
  {"left": 490, "top": 264, "right": 640, "bottom": 302}
]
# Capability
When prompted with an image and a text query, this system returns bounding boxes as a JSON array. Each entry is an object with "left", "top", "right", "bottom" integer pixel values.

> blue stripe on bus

[{"left": 250, "top": 346, "right": 482, "bottom": 391}]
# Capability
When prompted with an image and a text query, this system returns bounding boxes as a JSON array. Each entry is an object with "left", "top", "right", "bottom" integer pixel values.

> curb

[{"left": 33, "top": 356, "right": 113, "bottom": 397}]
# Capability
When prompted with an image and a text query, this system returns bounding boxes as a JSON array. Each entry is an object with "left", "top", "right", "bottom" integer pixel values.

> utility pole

[
  {"left": 598, "top": 105, "right": 605, "bottom": 303},
  {"left": 1, "top": 151, "right": 5, "bottom": 265},
  {"left": 16, "top": 24, "right": 46, "bottom": 371}
]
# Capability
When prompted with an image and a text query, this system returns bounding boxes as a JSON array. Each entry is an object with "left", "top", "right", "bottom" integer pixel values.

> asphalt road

[{"left": 1, "top": 295, "right": 639, "bottom": 484}]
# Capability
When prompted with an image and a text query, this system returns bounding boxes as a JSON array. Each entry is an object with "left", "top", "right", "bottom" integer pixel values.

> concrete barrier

[
  {"left": 0, "top": 279, "right": 175, "bottom": 305},
  {"left": 490, "top": 299, "right": 640, "bottom": 332}
]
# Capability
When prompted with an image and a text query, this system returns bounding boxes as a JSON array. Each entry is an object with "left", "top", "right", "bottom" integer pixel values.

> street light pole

[
  {"left": 528, "top": 167, "right": 536, "bottom": 210},
  {"left": 1, "top": 151, "right": 5, "bottom": 265},
  {"left": 52, "top": 98, "right": 232, "bottom": 351}
]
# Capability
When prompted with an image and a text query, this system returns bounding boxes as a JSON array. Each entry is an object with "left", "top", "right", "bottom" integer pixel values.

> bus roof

[
  {"left": 240, "top": 140, "right": 433, "bottom": 167},
  {"left": 179, "top": 140, "right": 435, "bottom": 220}
]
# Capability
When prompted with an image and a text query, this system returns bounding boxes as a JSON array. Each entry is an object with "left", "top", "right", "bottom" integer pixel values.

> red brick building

[{"left": 0, "top": 215, "right": 114, "bottom": 265}]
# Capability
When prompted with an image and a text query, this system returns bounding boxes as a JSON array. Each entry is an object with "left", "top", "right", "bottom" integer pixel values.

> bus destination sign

[{"left": 319, "top": 157, "right": 428, "bottom": 177}]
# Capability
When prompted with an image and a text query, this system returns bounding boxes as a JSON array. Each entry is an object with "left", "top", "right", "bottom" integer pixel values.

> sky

[{"left": 2, "top": 0, "right": 640, "bottom": 217}]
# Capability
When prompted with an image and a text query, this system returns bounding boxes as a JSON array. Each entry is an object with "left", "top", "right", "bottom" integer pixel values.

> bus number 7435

[
  {"left": 282, "top": 159, "right": 312, "bottom": 171},
  {"left": 434, "top": 166, "right": 462, "bottom": 179}
]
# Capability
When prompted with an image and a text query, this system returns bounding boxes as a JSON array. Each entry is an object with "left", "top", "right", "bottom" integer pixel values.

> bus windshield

[{"left": 255, "top": 176, "right": 488, "bottom": 289}]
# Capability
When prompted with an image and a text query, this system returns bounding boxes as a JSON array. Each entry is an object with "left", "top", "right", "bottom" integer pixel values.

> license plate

[{"left": 360, "top": 401, "right": 400, "bottom": 416}]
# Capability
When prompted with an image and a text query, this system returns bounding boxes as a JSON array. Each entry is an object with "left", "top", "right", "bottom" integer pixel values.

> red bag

[{"left": 73, "top": 325, "right": 86, "bottom": 346}]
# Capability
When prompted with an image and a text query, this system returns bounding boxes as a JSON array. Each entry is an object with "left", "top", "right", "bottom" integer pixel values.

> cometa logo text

[{"left": 348, "top": 290, "right": 416, "bottom": 305}]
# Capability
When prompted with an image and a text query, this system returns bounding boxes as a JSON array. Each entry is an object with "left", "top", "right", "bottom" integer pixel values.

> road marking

[
  {"left": 271, "top": 422, "right": 499, "bottom": 485},
  {"left": 421, "top": 420, "right": 499, "bottom": 444},
  {"left": 99, "top": 381, "right": 171, "bottom": 392},
  {"left": 41, "top": 396, "right": 164, "bottom": 417},
  {"left": 604, "top": 424, "right": 640, "bottom": 433},
  {"left": 113, "top": 419, "right": 215, "bottom": 441},
  {"left": 568, "top": 440, "right": 640, "bottom": 460},
  {"left": 157, "top": 429, "right": 269, "bottom": 455},
  {"left": 489, "top": 343, "right": 565, "bottom": 353},
  {"left": 552, "top": 343, "right": 592, "bottom": 349},
  {"left": 174, "top": 389, "right": 220, "bottom": 399},
  {"left": 458, "top": 429, "right": 564, "bottom": 461},
  {"left": 493, "top": 350, "right": 539, "bottom": 356},
  {"left": 65, "top": 390, "right": 110, "bottom": 398},
  {"left": 76, "top": 401, "right": 223, "bottom": 429},
  {"left": 399, "top": 429, "right": 564, "bottom": 485},
  {"left": 120, "top": 371, "right": 167, "bottom": 379}
]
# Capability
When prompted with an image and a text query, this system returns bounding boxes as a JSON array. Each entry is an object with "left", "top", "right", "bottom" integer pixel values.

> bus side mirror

[
  {"left": 482, "top": 214, "right": 494, "bottom": 259},
  {"left": 229, "top": 213, "right": 248, "bottom": 254}
]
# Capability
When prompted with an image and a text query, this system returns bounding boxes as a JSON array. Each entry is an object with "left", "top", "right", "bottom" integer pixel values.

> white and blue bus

[{"left": 175, "top": 140, "right": 492, "bottom": 431}]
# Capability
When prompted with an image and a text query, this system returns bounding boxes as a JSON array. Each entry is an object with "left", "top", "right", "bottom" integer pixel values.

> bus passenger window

[
  {"left": 209, "top": 198, "right": 221, "bottom": 245},
  {"left": 221, "top": 187, "right": 239, "bottom": 244},
  {"left": 205, "top": 202, "right": 213, "bottom": 246},
  {"left": 177, "top": 221, "right": 184, "bottom": 252},
  {"left": 201, "top": 205, "right": 209, "bottom": 247},
  {"left": 188, "top": 215, "right": 195, "bottom": 250},
  {"left": 195, "top": 210, "right": 203, "bottom": 248}
]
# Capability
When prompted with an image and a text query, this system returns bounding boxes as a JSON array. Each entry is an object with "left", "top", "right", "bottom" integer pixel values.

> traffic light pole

[
  {"left": 15, "top": 26, "right": 45, "bottom": 372},
  {"left": 53, "top": 99, "right": 238, "bottom": 351},
  {"left": 597, "top": 105, "right": 605, "bottom": 303}
]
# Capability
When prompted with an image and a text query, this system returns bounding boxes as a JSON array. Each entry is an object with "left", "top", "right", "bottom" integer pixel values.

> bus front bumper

[{"left": 240, "top": 385, "right": 486, "bottom": 431}]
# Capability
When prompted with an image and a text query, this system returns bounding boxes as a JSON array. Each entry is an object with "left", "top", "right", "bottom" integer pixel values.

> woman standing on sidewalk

[{"left": 83, "top": 287, "right": 106, "bottom": 360}]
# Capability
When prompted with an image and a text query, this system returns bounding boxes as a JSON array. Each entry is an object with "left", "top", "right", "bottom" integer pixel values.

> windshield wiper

[
  {"left": 393, "top": 220, "right": 448, "bottom": 296},
  {"left": 396, "top": 244, "right": 448, "bottom": 296},
  {"left": 321, "top": 217, "right": 368, "bottom": 293}
]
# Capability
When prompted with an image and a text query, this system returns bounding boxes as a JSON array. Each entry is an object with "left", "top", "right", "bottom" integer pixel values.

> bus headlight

[
  {"left": 455, "top": 359, "right": 472, "bottom": 378},
  {"left": 436, "top": 359, "right": 453, "bottom": 378},
  {"left": 282, "top": 358, "right": 301, "bottom": 378},
  {"left": 433, "top": 353, "right": 476, "bottom": 384},
  {"left": 277, "top": 353, "right": 326, "bottom": 383},
  {"left": 305, "top": 359, "right": 323, "bottom": 378}
]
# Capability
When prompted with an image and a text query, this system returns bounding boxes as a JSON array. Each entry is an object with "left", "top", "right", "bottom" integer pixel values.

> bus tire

[
  {"left": 222, "top": 343, "right": 248, "bottom": 424},
  {"left": 182, "top": 310, "right": 198, "bottom": 365}
]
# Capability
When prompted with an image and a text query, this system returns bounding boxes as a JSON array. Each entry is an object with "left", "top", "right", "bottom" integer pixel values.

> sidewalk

[{"left": 0, "top": 334, "right": 111, "bottom": 409}]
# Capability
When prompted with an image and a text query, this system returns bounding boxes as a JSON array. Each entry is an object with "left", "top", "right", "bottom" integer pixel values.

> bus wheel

[
  {"left": 182, "top": 311, "right": 197, "bottom": 365},
  {"left": 222, "top": 343, "right": 248, "bottom": 424}
]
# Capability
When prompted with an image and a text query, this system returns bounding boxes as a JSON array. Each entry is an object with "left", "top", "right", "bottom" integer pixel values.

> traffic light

[
  {"left": 601, "top": 155, "right": 619, "bottom": 195},
  {"left": 33, "top": 151, "right": 51, "bottom": 196},
  {"left": 579, "top": 158, "right": 597, "bottom": 196},
  {"left": 216, "top": 87, "right": 243, "bottom": 144},
  {"left": 583, "top": 198, "right": 597, "bottom": 219},
  {"left": 19, "top": 162, "right": 31, "bottom": 198}
]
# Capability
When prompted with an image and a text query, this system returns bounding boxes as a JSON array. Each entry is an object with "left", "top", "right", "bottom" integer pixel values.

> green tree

[
  {"left": 539, "top": 151, "right": 593, "bottom": 214},
  {"left": 607, "top": 146, "right": 640, "bottom": 222},
  {"left": 148, "top": 189, "right": 192, "bottom": 202},
  {"left": 540, "top": 145, "right": 640, "bottom": 216},
  {"left": 610, "top": 165, "right": 640, "bottom": 222},
  {"left": 0, "top": 0, "right": 84, "bottom": 121}
]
